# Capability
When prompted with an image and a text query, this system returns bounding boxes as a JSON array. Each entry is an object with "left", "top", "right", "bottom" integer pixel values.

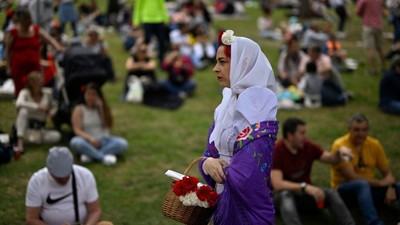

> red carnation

[
  {"left": 182, "top": 176, "right": 199, "bottom": 192},
  {"left": 196, "top": 185, "right": 212, "bottom": 201},
  {"left": 173, "top": 176, "right": 199, "bottom": 196},
  {"left": 173, "top": 181, "right": 187, "bottom": 196},
  {"left": 207, "top": 191, "right": 219, "bottom": 207}
]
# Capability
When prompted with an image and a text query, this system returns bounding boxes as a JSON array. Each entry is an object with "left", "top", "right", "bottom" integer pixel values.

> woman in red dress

[{"left": 5, "top": 8, "right": 63, "bottom": 98}]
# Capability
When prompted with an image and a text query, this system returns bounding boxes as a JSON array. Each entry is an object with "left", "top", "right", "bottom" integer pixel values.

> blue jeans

[
  {"left": 338, "top": 180, "right": 400, "bottom": 225},
  {"left": 70, "top": 136, "right": 128, "bottom": 161},
  {"left": 273, "top": 188, "right": 355, "bottom": 225},
  {"left": 380, "top": 100, "right": 400, "bottom": 115},
  {"left": 161, "top": 80, "right": 197, "bottom": 95}
]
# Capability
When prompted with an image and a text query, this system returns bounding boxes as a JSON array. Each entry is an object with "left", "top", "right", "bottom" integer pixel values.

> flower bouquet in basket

[
  {"left": 173, "top": 176, "right": 218, "bottom": 208},
  {"left": 162, "top": 157, "right": 217, "bottom": 225}
]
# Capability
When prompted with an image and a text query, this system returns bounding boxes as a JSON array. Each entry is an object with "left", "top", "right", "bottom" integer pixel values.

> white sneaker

[
  {"left": 80, "top": 154, "right": 93, "bottom": 163},
  {"left": 102, "top": 154, "right": 117, "bottom": 166}
]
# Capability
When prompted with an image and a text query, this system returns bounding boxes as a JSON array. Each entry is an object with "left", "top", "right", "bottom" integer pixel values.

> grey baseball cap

[{"left": 46, "top": 147, "right": 73, "bottom": 178}]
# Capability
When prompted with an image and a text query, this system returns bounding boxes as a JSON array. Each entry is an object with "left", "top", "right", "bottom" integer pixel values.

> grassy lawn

[{"left": 1, "top": 1, "right": 400, "bottom": 224}]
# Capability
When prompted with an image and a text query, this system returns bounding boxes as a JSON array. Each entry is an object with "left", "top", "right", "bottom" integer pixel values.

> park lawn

[{"left": 0, "top": 1, "right": 399, "bottom": 224}]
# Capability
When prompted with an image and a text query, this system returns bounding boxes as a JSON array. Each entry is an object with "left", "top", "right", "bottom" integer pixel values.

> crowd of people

[{"left": 0, "top": 0, "right": 399, "bottom": 224}]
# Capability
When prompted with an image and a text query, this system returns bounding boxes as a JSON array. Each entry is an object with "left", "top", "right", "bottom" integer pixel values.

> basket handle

[{"left": 183, "top": 156, "right": 206, "bottom": 176}]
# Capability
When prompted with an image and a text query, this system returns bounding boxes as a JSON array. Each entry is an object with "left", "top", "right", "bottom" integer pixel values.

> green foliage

[{"left": 0, "top": 1, "right": 399, "bottom": 224}]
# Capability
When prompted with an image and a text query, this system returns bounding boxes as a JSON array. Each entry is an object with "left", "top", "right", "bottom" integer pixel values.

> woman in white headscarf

[{"left": 198, "top": 30, "right": 279, "bottom": 225}]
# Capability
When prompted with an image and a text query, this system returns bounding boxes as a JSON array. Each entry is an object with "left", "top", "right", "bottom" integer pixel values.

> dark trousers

[
  {"left": 143, "top": 23, "right": 167, "bottom": 63},
  {"left": 335, "top": 6, "right": 347, "bottom": 32}
]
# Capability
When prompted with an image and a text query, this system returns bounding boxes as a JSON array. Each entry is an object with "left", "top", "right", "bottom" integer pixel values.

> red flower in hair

[{"left": 218, "top": 30, "right": 224, "bottom": 45}]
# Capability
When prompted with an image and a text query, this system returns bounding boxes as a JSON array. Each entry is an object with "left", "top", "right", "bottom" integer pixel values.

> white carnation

[
  {"left": 198, "top": 200, "right": 209, "bottom": 208},
  {"left": 180, "top": 192, "right": 200, "bottom": 207},
  {"left": 221, "top": 30, "right": 236, "bottom": 45},
  {"left": 179, "top": 191, "right": 211, "bottom": 208}
]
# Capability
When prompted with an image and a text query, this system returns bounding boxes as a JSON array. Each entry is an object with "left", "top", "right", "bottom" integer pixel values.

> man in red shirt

[{"left": 271, "top": 117, "right": 354, "bottom": 225}]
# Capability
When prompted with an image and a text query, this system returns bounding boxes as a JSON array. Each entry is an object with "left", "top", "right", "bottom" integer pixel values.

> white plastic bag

[{"left": 126, "top": 76, "right": 144, "bottom": 103}]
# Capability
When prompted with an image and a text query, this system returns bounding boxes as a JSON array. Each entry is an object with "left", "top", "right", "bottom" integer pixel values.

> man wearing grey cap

[{"left": 25, "top": 146, "right": 102, "bottom": 225}]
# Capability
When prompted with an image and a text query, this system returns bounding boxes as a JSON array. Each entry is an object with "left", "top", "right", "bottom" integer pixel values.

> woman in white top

[
  {"left": 70, "top": 82, "right": 128, "bottom": 166},
  {"left": 15, "top": 71, "right": 61, "bottom": 154}
]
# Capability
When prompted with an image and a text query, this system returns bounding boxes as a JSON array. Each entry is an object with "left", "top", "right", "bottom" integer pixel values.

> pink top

[{"left": 356, "top": 0, "right": 384, "bottom": 30}]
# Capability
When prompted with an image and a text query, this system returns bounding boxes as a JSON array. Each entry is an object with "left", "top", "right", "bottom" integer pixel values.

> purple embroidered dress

[{"left": 199, "top": 121, "right": 278, "bottom": 225}]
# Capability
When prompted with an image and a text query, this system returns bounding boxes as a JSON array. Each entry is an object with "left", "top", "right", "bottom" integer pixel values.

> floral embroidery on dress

[
  {"left": 237, "top": 126, "right": 253, "bottom": 141},
  {"left": 232, "top": 121, "right": 279, "bottom": 193}
]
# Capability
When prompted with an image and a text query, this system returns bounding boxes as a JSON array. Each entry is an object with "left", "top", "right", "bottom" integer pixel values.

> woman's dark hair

[
  {"left": 15, "top": 6, "right": 31, "bottom": 22},
  {"left": 84, "top": 82, "right": 113, "bottom": 128},
  {"left": 217, "top": 30, "right": 231, "bottom": 59},
  {"left": 283, "top": 118, "right": 306, "bottom": 139}
]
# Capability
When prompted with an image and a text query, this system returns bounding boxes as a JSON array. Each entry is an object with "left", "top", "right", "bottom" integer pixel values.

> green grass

[{"left": 1, "top": 1, "right": 400, "bottom": 224}]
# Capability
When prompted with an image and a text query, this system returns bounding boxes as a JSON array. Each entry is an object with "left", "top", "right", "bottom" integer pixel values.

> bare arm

[
  {"left": 378, "top": 167, "right": 396, "bottom": 186},
  {"left": 26, "top": 207, "right": 47, "bottom": 225},
  {"left": 338, "top": 166, "right": 387, "bottom": 187},
  {"left": 5, "top": 32, "right": 13, "bottom": 76},
  {"left": 271, "top": 169, "right": 325, "bottom": 203},
  {"left": 84, "top": 200, "right": 102, "bottom": 225},
  {"left": 38, "top": 28, "right": 64, "bottom": 52},
  {"left": 271, "top": 169, "right": 303, "bottom": 192},
  {"left": 319, "top": 146, "right": 353, "bottom": 164},
  {"left": 379, "top": 167, "right": 397, "bottom": 205}
]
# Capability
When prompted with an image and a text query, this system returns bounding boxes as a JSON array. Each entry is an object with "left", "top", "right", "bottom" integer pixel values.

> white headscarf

[{"left": 209, "top": 32, "right": 277, "bottom": 152}]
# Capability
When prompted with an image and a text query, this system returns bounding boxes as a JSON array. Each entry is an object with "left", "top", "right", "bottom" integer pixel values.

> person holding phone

[{"left": 70, "top": 82, "right": 128, "bottom": 166}]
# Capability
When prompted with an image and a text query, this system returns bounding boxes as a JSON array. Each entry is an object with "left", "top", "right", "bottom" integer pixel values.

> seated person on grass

[
  {"left": 26, "top": 146, "right": 112, "bottom": 225},
  {"left": 271, "top": 117, "right": 355, "bottom": 225},
  {"left": 379, "top": 57, "right": 400, "bottom": 115},
  {"left": 15, "top": 71, "right": 61, "bottom": 155},
  {"left": 330, "top": 114, "right": 400, "bottom": 225}
]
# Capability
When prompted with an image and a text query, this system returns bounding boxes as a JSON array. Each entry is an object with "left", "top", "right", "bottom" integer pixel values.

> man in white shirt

[{"left": 26, "top": 147, "right": 102, "bottom": 225}]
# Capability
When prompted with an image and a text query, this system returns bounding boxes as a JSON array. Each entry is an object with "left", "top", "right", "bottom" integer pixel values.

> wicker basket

[{"left": 162, "top": 157, "right": 215, "bottom": 225}]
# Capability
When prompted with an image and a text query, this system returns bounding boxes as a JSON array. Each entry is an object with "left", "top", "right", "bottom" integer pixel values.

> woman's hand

[
  {"left": 202, "top": 158, "right": 229, "bottom": 184},
  {"left": 88, "top": 137, "right": 101, "bottom": 148}
]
